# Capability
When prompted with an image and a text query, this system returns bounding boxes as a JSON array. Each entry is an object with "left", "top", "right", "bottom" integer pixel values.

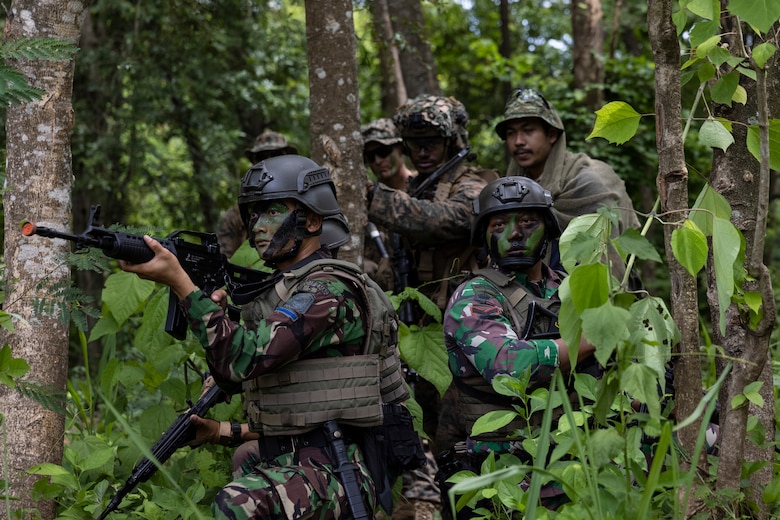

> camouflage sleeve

[
  {"left": 180, "top": 273, "right": 366, "bottom": 384},
  {"left": 367, "top": 170, "right": 485, "bottom": 242},
  {"left": 443, "top": 278, "right": 559, "bottom": 385}
]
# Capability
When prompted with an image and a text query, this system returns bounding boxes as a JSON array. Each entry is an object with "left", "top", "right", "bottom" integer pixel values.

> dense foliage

[{"left": 1, "top": 0, "right": 780, "bottom": 518}]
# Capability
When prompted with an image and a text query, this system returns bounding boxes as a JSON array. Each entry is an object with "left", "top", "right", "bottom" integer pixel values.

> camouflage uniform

[
  {"left": 369, "top": 96, "right": 497, "bottom": 449},
  {"left": 217, "top": 131, "right": 298, "bottom": 258},
  {"left": 181, "top": 249, "right": 378, "bottom": 519}
]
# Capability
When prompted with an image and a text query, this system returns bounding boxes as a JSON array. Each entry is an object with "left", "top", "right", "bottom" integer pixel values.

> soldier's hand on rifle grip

[
  {"left": 119, "top": 235, "right": 197, "bottom": 299},
  {"left": 210, "top": 289, "right": 229, "bottom": 310},
  {"left": 186, "top": 415, "right": 223, "bottom": 447}
]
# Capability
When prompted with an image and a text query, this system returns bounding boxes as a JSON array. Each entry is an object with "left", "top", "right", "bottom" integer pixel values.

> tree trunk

[
  {"left": 389, "top": 0, "right": 440, "bottom": 97},
  {"left": 1, "top": 1, "right": 87, "bottom": 518},
  {"left": 647, "top": 1, "right": 705, "bottom": 516},
  {"left": 708, "top": 14, "right": 778, "bottom": 517},
  {"left": 370, "top": 0, "right": 407, "bottom": 113},
  {"left": 571, "top": 0, "right": 605, "bottom": 109},
  {"left": 305, "top": 0, "right": 366, "bottom": 266}
]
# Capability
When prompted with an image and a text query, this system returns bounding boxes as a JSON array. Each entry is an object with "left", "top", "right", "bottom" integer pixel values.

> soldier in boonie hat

[
  {"left": 245, "top": 130, "right": 298, "bottom": 163},
  {"left": 494, "top": 88, "right": 564, "bottom": 140}
]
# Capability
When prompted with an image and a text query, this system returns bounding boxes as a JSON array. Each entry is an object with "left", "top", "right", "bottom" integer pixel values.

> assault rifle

[
  {"left": 96, "top": 383, "right": 225, "bottom": 519},
  {"left": 22, "top": 204, "right": 269, "bottom": 339},
  {"left": 391, "top": 146, "right": 474, "bottom": 325}
]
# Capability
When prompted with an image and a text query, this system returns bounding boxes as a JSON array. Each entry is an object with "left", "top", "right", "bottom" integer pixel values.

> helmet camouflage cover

[
  {"left": 361, "top": 118, "right": 402, "bottom": 146},
  {"left": 495, "top": 88, "right": 564, "bottom": 139},
  {"left": 393, "top": 94, "right": 470, "bottom": 150}
]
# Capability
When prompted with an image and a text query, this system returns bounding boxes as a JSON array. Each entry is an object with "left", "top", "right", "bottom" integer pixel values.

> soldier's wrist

[{"left": 217, "top": 421, "right": 243, "bottom": 446}]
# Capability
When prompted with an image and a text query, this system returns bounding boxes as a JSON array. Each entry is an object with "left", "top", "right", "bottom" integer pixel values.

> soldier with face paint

[
  {"left": 437, "top": 177, "right": 601, "bottom": 518},
  {"left": 120, "top": 155, "right": 414, "bottom": 520}
]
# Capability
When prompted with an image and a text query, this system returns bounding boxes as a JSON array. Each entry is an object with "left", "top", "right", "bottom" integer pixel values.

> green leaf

[
  {"left": 399, "top": 322, "right": 451, "bottom": 396},
  {"left": 587, "top": 428, "right": 625, "bottom": 469},
  {"left": 0, "top": 344, "right": 30, "bottom": 381},
  {"left": 557, "top": 279, "right": 583, "bottom": 360},
  {"left": 744, "top": 291, "right": 763, "bottom": 315},
  {"left": 690, "top": 183, "right": 732, "bottom": 235},
  {"left": 471, "top": 409, "right": 518, "bottom": 437},
  {"left": 694, "top": 34, "right": 721, "bottom": 58},
  {"left": 728, "top": 0, "right": 780, "bottom": 34},
  {"left": 559, "top": 213, "right": 611, "bottom": 272},
  {"left": 711, "top": 71, "right": 740, "bottom": 106},
  {"left": 587, "top": 101, "right": 641, "bottom": 144},
  {"left": 712, "top": 217, "right": 742, "bottom": 335},
  {"left": 134, "top": 288, "right": 174, "bottom": 351},
  {"left": 688, "top": 20, "right": 720, "bottom": 47},
  {"left": 753, "top": 42, "right": 777, "bottom": 69},
  {"left": 102, "top": 271, "right": 155, "bottom": 326},
  {"left": 671, "top": 220, "right": 708, "bottom": 276},
  {"left": 623, "top": 363, "right": 661, "bottom": 418},
  {"left": 746, "top": 119, "right": 780, "bottom": 171},
  {"left": 685, "top": 0, "right": 719, "bottom": 20},
  {"left": 731, "top": 393, "right": 747, "bottom": 409},
  {"left": 613, "top": 228, "right": 662, "bottom": 263},
  {"left": 581, "top": 302, "right": 631, "bottom": 366},
  {"left": 568, "top": 264, "right": 611, "bottom": 314},
  {"left": 88, "top": 312, "right": 119, "bottom": 343},
  {"left": 629, "top": 297, "right": 677, "bottom": 389},
  {"left": 27, "top": 463, "right": 79, "bottom": 490},
  {"left": 744, "top": 380, "right": 764, "bottom": 395},
  {"left": 698, "top": 118, "right": 734, "bottom": 152}
]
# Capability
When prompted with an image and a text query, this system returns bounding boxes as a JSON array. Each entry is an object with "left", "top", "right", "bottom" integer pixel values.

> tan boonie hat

[
  {"left": 495, "top": 88, "right": 564, "bottom": 139},
  {"left": 247, "top": 131, "right": 298, "bottom": 155},
  {"left": 361, "top": 118, "right": 402, "bottom": 146}
]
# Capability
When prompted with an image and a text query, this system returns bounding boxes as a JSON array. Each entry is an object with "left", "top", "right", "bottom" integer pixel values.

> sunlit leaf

[
  {"left": 568, "top": 264, "right": 610, "bottom": 314},
  {"left": 688, "top": 20, "right": 720, "bottom": 46},
  {"left": 614, "top": 228, "right": 662, "bottom": 263},
  {"left": 587, "top": 101, "right": 641, "bottom": 144},
  {"left": 729, "top": 0, "right": 780, "bottom": 34},
  {"left": 753, "top": 42, "right": 777, "bottom": 69},
  {"left": 684, "top": 0, "right": 719, "bottom": 20},
  {"left": 629, "top": 297, "right": 677, "bottom": 391},
  {"left": 671, "top": 220, "right": 708, "bottom": 276},
  {"left": 471, "top": 410, "right": 518, "bottom": 437},
  {"left": 399, "top": 322, "right": 451, "bottom": 396},
  {"left": 690, "top": 184, "right": 732, "bottom": 235}
]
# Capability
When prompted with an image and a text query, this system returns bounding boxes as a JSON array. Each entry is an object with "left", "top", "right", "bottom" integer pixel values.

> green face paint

[
  {"left": 486, "top": 211, "right": 546, "bottom": 263},
  {"left": 249, "top": 201, "right": 297, "bottom": 261}
]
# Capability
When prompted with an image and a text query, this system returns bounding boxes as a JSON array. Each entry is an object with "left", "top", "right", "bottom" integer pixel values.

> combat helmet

[
  {"left": 238, "top": 155, "right": 341, "bottom": 241},
  {"left": 361, "top": 118, "right": 402, "bottom": 146},
  {"left": 321, "top": 212, "right": 350, "bottom": 252},
  {"left": 245, "top": 130, "right": 298, "bottom": 162},
  {"left": 393, "top": 94, "right": 470, "bottom": 151},
  {"left": 494, "top": 88, "right": 564, "bottom": 140},
  {"left": 472, "top": 176, "right": 561, "bottom": 270}
]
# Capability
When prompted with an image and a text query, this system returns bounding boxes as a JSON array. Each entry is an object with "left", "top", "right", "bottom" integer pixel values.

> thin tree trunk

[
  {"left": 571, "top": 0, "right": 605, "bottom": 109},
  {"left": 647, "top": 1, "right": 705, "bottom": 516},
  {"left": 389, "top": 0, "right": 440, "bottom": 97},
  {"left": 305, "top": 0, "right": 366, "bottom": 266},
  {"left": 371, "top": 0, "right": 407, "bottom": 112},
  {"left": 1, "top": 1, "right": 88, "bottom": 518}
]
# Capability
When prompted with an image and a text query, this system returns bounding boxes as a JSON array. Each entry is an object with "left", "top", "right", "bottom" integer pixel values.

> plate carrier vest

[{"left": 241, "top": 259, "right": 409, "bottom": 436}]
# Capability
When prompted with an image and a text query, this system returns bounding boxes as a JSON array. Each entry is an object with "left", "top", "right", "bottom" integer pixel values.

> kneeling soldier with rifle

[{"left": 121, "top": 155, "right": 422, "bottom": 519}]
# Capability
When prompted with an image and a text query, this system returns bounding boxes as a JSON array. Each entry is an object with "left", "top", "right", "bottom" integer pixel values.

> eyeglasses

[
  {"left": 363, "top": 144, "right": 394, "bottom": 163},
  {"left": 404, "top": 138, "right": 446, "bottom": 153},
  {"left": 509, "top": 88, "right": 551, "bottom": 110}
]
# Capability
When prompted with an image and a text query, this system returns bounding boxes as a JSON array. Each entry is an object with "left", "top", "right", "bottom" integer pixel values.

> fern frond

[
  {"left": 0, "top": 65, "right": 46, "bottom": 106},
  {"left": 1, "top": 37, "right": 77, "bottom": 61},
  {"left": 16, "top": 380, "right": 68, "bottom": 415}
]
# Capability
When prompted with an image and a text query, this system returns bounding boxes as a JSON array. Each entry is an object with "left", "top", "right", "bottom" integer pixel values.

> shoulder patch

[
  {"left": 276, "top": 292, "right": 316, "bottom": 321},
  {"left": 298, "top": 279, "right": 331, "bottom": 296}
]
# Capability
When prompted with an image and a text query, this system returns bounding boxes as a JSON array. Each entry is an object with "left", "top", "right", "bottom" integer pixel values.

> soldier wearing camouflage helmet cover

[
  {"left": 121, "top": 155, "right": 417, "bottom": 520},
  {"left": 217, "top": 130, "right": 300, "bottom": 259},
  {"left": 497, "top": 88, "right": 639, "bottom": 234},
  {"left": 367, "top": 94, "right": 498, "bottom": 487},
  {"left": 437, "top": 177, "right": 602, "bottom": 518}
]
